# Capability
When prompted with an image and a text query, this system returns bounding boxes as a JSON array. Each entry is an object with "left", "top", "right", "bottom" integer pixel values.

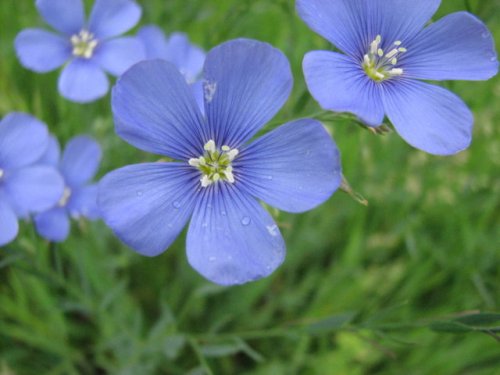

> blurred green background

[{"left": 1, "top": 0, "right": 499, "bottom": 374}]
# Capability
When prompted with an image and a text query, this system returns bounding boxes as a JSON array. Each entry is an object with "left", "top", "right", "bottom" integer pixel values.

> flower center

[
  {"left": 362, "top": 35, "right": 406, "bottom": 82},
  {"left": 70, "top": 30, "right": 98, "bottom": 59},
  {"left": 189, "top": 140, "right": 238, "bottom": 187},
  {"left": 58, "top": 187, "right": 72, "bottom": 207}
]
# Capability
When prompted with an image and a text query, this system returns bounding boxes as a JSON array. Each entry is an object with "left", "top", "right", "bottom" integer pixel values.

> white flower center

[
  {"left": 189, "top": 140, "right": 238, "bottom": 187},
  {"left": 71, "top": 30, "right": 98, "bottom": 59},
  {"left": 58, "top": 187, "right": 72, "bottom": 207},
  {"left": 362, "top": 35, "right": 406, "bottom": 82}
]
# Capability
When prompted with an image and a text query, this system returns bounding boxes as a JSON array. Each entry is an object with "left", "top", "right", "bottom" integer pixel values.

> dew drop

[
  {"left": 202, "top": 222, "right": 208, "bottom": 228},
  {"left": 136, "top": 190, "right": 143, "bottom": 197},
  {"left": 491, "top": 56, "right": 497, "bottom": 62},
  {"left": 208, "top": 256, "right": 216, "bottom": 262},
  {"left": 482, "top": 31, "right": 489, "bottom": 38},
  {"left": 221, "top": 210, "right": 227, "bottom": 216},
  {"left": 172, "top": 201, "right": 181, "bottom": 209},
  {"left": 241, "top": 216, "right": 251, "bottom": 226},
  {"left": 266, "top": 175, "right": 273, "bottom": 180}
]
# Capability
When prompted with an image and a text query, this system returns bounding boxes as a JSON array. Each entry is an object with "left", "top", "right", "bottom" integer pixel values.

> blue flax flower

[
  {"left": 137, "top": 25, "right": 206, "bottom": 111},
  {"left": 297, "top": 0, "right": 498, "bottom": 155},
  {"left": 98, "top": 39, "right": 342, "bottom": 285},
  {"left": 0, "top": 113, "right": 64, "bottom": 246},
  {"left": 15, "top": 0, "right": 145, "bottom": 103},
  {"left": 34, "top": 136, "right": 102, "bottom": 242}
]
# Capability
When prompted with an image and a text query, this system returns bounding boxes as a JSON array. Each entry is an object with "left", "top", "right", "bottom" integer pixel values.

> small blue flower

[
  {"left": 137, "top": 25, "right": 206, "bottom": 112},
  {"left": 34, "top": 136, "right": 102, "bottom": 242},
  {"left": 0, "top": 113, "right": 64, "bottom": 246},
  {"left": 297, "top": 0, "right": 499, "bottom": 155},
  {"left": 98, "top": 39, "right": 342, "bottom": 285},
  {"left": 15, "top": 0, "right": 145, "bottom": 103}
]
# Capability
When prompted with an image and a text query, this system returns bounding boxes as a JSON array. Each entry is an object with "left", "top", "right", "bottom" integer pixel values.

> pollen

[
  {"left": 362, "top": 35, "right": 407, "bottom": 82},
  {"left": 71, "top": 30, "right": 98, "bottom": 59},
  {"left": 189, "top": 140, "right": 238, "bottom": 187}
]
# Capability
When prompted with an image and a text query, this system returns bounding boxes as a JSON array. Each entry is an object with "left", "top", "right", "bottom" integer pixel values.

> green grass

[{"left": 1, "top": 0, "right": 499, "bottom": 374}]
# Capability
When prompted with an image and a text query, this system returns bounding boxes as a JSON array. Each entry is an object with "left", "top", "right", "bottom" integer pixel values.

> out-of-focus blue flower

[
  {"left": 137, "top": 25, "right": 205, "bottom": 111},
  {"left": 15, "top": 0, "right": 145, "bottom": 103},
  {"left": 0, "top": 113, "right": 64, "bottom": 246},
  {"left": 98, "top": 39, "right": 342, "bottom": 285},
  {"left": 297, "top": 0, "right": 499, "bottom": 155},
  {"left": 34, "top": 136, "right": 102, "bottom": 242}
]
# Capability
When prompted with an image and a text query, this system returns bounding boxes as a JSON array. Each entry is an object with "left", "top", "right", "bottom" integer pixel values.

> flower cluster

[{"left": 3, "top": 0, "right": 498, "bottom": 285}]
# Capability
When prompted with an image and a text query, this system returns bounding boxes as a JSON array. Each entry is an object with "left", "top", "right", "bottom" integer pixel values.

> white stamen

[
  {"left": 375, "top": 72, "right": 385, "bottom": 79},
  {"left": 363, "top": 54, "right": 371, "bottom": 65},
  {"left": 391, "top": 58, "right": 398, "bottom": 65},
  {"left": 71, "top": 30, "right": 98, "bottom": 59},
  {"left": 226, "top": 149, "right": 239, "bottom": 161},
  {"left": 398, "top": 47, "right": 407, "bottom": 53},
  {"left": 385, "top": 48, "right": 399, "bottom": 59},
  {"left": 189, "top": 158, "right": 200, "bottom": 167},
  {"left": 204, "top": 140, "right": 216, "bottom": 153},
  {"left": 201, "top": 175, "right": 211, "bottom": 187},
  {"left": 221, "top": 145, "right": 231, "bottom": 152},
  {"left": 225, "top": 170, "right": 235, "bottom": 183},
  {"left": 394, "top": 40, "right": 402, "bottom": 46},
  {"left": 363, "top": 35, "right": 407, "bottom": 81},
  {"left": 377, "top": 48, "right": 384, "bottom": 57},
  {"left": 389, "top": 68, "right": 403, "bottom": 75}
]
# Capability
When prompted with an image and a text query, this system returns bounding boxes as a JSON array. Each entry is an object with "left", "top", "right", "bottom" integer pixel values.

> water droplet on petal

[
  {"left": 172, "top": 201, "right": 181, "bottom": 209},
  {"left": 208, "top": 256, "right": 216, "bottom": 262},
  {"left": 221, "top": 210, "right": 227, "bottom": 216},
  {"left": 491, "top": 56, "right": 497, "bottom": 62},
  {"left": 266, "top": 175, "right": 273, "bottom": 180},
  {"left": 482, "top": 31, "right": 490, "bottom": 38},
  {"left": 241, "top": 216, "right": 251, "bottom": 226},
  {"left": 136, "top": 190, "right": 143, "bottom": 197},
  {"left": 202, "top": 222, "right": 208, "bottom": 228}
]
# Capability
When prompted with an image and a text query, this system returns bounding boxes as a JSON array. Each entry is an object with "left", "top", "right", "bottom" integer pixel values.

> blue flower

[
  {"left": 98, "top": 39, "right": 342, "bottom": 285},
  {"left": 137, "top": 25, "right": 206, "bottom": 112},
  {"left": 15, "top": 0, "right": 145, "bottom": 103},
  {"left": 297, "top": 0, "right": 499, "bottom": 155},
  {"left": 34, "top": 136, "right": 102, "bottom": 242},
  {"left": 0, "top": 113, "right": 64, "bottom": 246}
]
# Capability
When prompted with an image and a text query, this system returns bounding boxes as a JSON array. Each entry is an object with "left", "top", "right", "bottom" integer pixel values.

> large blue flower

[
  {"left": 15, "top": 0, "right": 145, "bottom": 103},
  {"left": 34, "top": 135, "right": 102, "bottom": 242},
  {"left": 0, "top": 113, "right": 64, "bottom": 246},
  {"left": 297, "top": 0, "right": 499, "bottom": 155},
  {"left": 98, "top": 39, "right": 342, "bottom": 285}
]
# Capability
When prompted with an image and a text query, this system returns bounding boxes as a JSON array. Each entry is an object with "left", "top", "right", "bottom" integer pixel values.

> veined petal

[
  {"left": 382, "top": 79, "right": 473, "bottom": 155},
  {"left": 15, "top": 29, "right": 70, "bottom": 73},
  {"left": 0, "top": 200, "right": 18, "bottom": 246},
  {"left": 67, "top": 185, "right": 99, "bottom": 220},
  {"left": 236, "top": 119, "right": 342, "bottom": 213},
  {"left": 191, "top": 80, "right": 205, "bottom": 115},
  {"left": 34, "top": 207, "right": 70, "bottom": 242},
  {"left": 58, "top": 59, "right": 109, "bottom": 103},
  {"left": 137, "top": 25, "right": 169, "bottom": 60},
  {"left": 98, "top": 163, "right": 199, "bottom": 256},
  {"left": 4, "top": 166, "right": 65, "bottom": 213},
  {"left": 93, "top": 37, "right": 146, "bottom": 76},
  {"left": 403, "top": 12, "right": 498, "bottom": 81},
  {"left": 36, "top": 0, "right": 84, "bottom": 35},
  {"left": 38, "top": 136, "right": 61, "bottom": 167},
  {"left": 165, "top": 32, "right": 205, "bottom": 83},
  {"left": 296, "top": 0, "right": 440, "bottom": 58},
  {"left": 187, "top": 184, "right": 285, "bottom": 285},
  {"left": 61, "top": 136, "right": 101, "bottom": 187},
  {"left": 203, "top": 39, "right": 292, "bottom": 147},
  {"left": 303, "top": 51, "right": 384, "bottom": 126},
  {"left": 88, "top": 0, "right": 142, "bottom": 39},
  {"left": 0, "top": 113, "right": 49, "bottom": 170},
  {"left": 112, "top": 60, "right": 206, "bottom": 160}
]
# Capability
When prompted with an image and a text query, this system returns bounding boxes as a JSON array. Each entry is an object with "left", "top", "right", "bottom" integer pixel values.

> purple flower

[
  {"left": 98, "top": 39, "right": 342, "bottom": 285},
  {"left": 297, "top": 0, "right": 499, "bottom": 155},
  {"left": 137, "top": 25, "right": 206, "bottom": 112},
  {"left": 0, "top": 113, "right": 64, "bottom": 246},
  {"left": 15, "top": 0, "right": 145, "bottom": 103},
  {"left": 34, "top": 136, "right": 102, "bottom": 242}
]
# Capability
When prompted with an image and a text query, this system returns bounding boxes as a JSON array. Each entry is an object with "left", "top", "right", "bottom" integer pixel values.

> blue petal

[
  {"left": 61, "top": 136, "right": 101, "bottom": 187},
  {"left": 112, "top": 60, "right": 206, "bottom": 160},
  {"left": 187, "top": 184, "right": 285, "bottom": 285},
  {"left": 88, "top": 0, "right": 142, "bottom": 39},
  {"left": 303, "top": 51, "right": 384, "bottom": 126},
  {"left": 67, "top": 185, "right": 99, "bottom": 220},
  {"left": 191, "top": 80, "right": 205, "bottom": 115},
  {"left": 165, "top": 32, "right": 205, "bottom": 83},
  {"left": 98, "top": 163, "right": 199, "bottom": 256},
  {"left": 93, "top": 37, "right": 146, "bottom": 76},
  {"left": 381, "top": 79, "right": 473, "bottom": 155},
  {"left": 15, "top": 29, "right": 70, "bottom": 73},
  {"left": 0, "top": 113, "right": 49, "bottom": 170},
  {"left": 296, "top": 0, "right": 440, "bottom": 58},
  {"left": 4, "top": 166, "right": 65, "bottom": 213},
  {"left": 34, "top": 207, "right": 70, "bottom": 242},
  {"left": 404, "top": 12, "right": 498, "bottom": 81},
  {"left": 137, "top": 25, "right": 169, "bottom": 60},
  {"left": 58, "top": 59, "right": 109, "bottom": 103},
  {"left": 203, "top": 39, "right": 292, "bottom": 147},
  {"left": 0, "top": 200, "right": 18, "bottom": 246},
  {"left": 236, "top": 119, "right": 342, "bottom": 213},
  {"left": 36, "top": 0, "right": 84, "bottom": 35},
  {"left": 38, "top": 135, "right": 61, "bottom": 167}
]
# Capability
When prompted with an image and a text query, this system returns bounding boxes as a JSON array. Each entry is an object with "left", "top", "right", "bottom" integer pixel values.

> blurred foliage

[{"left": 0, "top": 0, "right": 499, "bottom": 374}]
